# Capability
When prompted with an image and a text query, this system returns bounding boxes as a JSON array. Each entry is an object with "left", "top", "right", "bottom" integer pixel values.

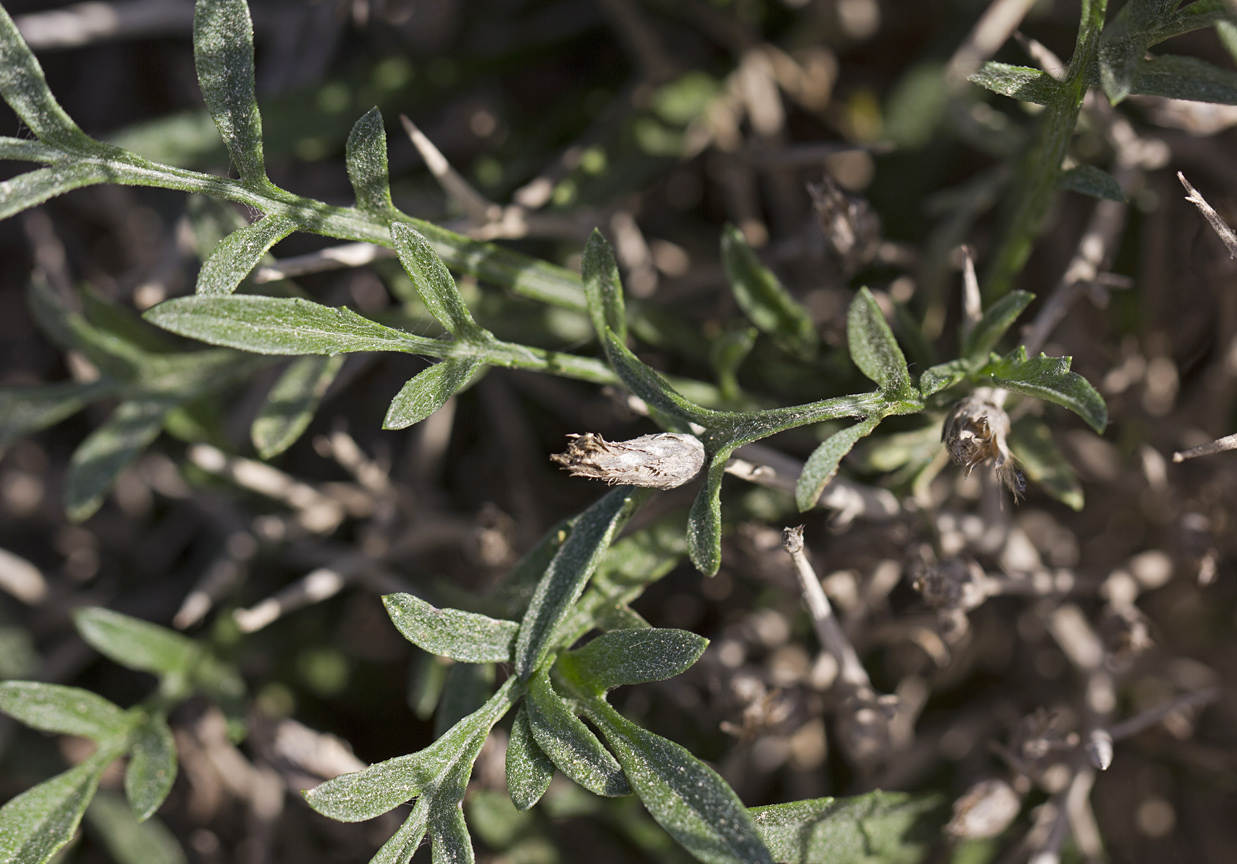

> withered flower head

[
  {"left": 551, "top": 432, "right": 705, "bottom": 490},
  {"left": 942, "top": 395, "right": 1025, "bottom": 497}
]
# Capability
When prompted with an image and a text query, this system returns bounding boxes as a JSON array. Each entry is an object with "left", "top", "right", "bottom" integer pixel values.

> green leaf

[
  {"left": 526, "top": 669, "right": 629, "bottom": 797},
  {"left": 0, "top": 5, "right": 93, "bottom": 149},
  {"left": 370, "top": 806, "right": 430, "bottom": 864},
  {"left": 72, "top": 607, "right": 200, "bottom": 682},
  {"left": 251, "top": 354, "right": 345, "bottom": 459},
  {"left": 969, "top": 63, "right": 1064, "bottom": 106},
  {"left": 86, "top": 793, "right": 187, "bottom": 864},
  {"left": 144, "top": 296, "right": 440, "bottom": 356},
  {"left": 794, "top": 416, "right": 883, "bottom": 512},
  {"left": 560, "top": 628, "right": 707, "bottom": 694},
  {"left": 847, "top": 289, "right": 912, "bottom": 398},
  {"left": 193, "top": 0, "right": 266, "bottom": 184},
  {"left": 1098, "top": 0, "right": 1176, "bottom": 103},
  {"left": 1123, "top": 53, "right": 1237, "bottom": 104},
  {"left": 125, "top": 714, "right": 177, "bottom": 822},
  {"left": 721, "top": 224, "right": 817, "bottom": 358},
  {"left": 346, "top": 107, "right": 396, "bottom": 216},
  {"left": 304, "top": 676, "right": 519, "bottom": 823},
  {"left": 0, "top": 380, "right": 116, "bottom": 448},
  {"left": 383, "top": 358, "right": 481, "bottom": 430},
  {"left": 749, "top": 790, "right": 942, "bottom": 864},
  {"left": 0, "top": 681, "right": 127, "bottom": 741},
  {"left": 195, "top": 215, "right": 297, "bottom": 296},
  {"left": 505, "top": 707, "right": 554, "bottom": 811},
  {"left": 1009, "top": 415, "right": 1085, "bottom": 510},
  {"left": 514, "top": 485, "right": 650, "bottom": 679},
  {"left": 1059, "top": 166, "right": 1125, "bottom": 201},
  {"left": 918, "top": 360, "right": 969, "bottom": 399},
  {"left": 383, "top": 593, "right": 518, "bottom": 663},
  {"left": 0, "top": 164, "right": 117, "bottom": 221},
  {"left": 391, "top": 222, "right": 488, "bottom": 342},
  {"left": 962, "top": 290, "right": 1035, "bottom": 361},
  {"left": 686, "top": 449, "right": 732, "bottom": 577},
  {"left": 986, "top": 347, "right": 1108, "bottom": 433},
  {"left": 581, "top": 230, "right": 628, "bottom": 344},
  {"left": 65, "top": 400, "right": 169, "bottom": 522},
  {"left": 0, "top": 745, "right": 121, "bottom": 864},
  {"left": 601, "top": 329, "right": 719, "bottom": 429},
  {"left": 582, "top": 697, "right": 772, "bottom": 864}
]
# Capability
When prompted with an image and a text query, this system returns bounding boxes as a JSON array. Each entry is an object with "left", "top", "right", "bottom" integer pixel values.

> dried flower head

[
  {"left": 942, "top": 395, "right": 1025, "bottom": 497},
  {"left": 550, "top": 432, "right": 706, "bottom": 489},
  {"left": 912, "top": 556, "right": 988, "bottom": 613}
]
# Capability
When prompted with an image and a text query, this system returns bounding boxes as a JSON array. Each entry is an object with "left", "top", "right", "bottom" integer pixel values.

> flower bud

[{"left": 550, "top": 432, "right": 705, "bottom": 489}]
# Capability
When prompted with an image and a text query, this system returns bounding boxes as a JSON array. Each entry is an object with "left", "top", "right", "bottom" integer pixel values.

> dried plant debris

[
  {"left": 942, "top": 394, "right": 1025, "bottom": 496},
  {"left": 550, "top": 432, "right": 706, "bottom": 489},
  {"left": 809, "top": 175, "right": 882, "bottom": 274}
]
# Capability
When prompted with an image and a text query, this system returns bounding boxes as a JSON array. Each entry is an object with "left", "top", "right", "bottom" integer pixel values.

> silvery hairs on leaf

[{"left": 551, "top": 433, "right": 705, "bottom": 489}]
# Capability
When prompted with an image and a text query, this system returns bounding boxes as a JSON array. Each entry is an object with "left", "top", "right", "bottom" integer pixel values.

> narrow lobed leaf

[
  {"left": 917, "top": 359, "right": 969, "bottom": 400},
  {"left": 383, "top": 358, "right": 481, "bottom": 430},
  {"left": 962, "top": 290, "right": 1036, "bottom": 361},
  {"left": 1009, "top": 415, "right": 1085, "bottom": 510},
  {"left": 383, "top": 593, "right": 518, "bottom": 664},
  {"left": 1058, "top": 165, "right": 1126, "bottom": 202},
  {"left": 526, "top": 669, "right": 629, "bottom": 797},
  {"left": 252, "top": 354, "right": 346, "bottom": 459},
  {"left": 581, "top": 229, "right": 627, "bottom": 344},
  {"left": 369, "top": 804, "right": 429, "bottom": 864},
  {"left": 0, "top": 164, "right": 117, "bottom": 222},
  {"left": 794, "top": 416, "right": 883, "bottom": 512},
  {"left": 1122, "top": 52, "right": 1237, "bottom": 104},
  {"left": 601, "top": 329, "right": 718, "bottom": 429},
  {"left": 969, "top": 62, "right": 1064, "bottom": 105},
  {"left": 346, "top": 107, "right": 396, "bottom": 216},
  {"left": 847, "top": 288, "right": 912, "bottom": 398},
  {"left": 582, "top": 697, "right": 772, "bottom": 864},
  {"left": 195, "top": 215, "right": 297, "bottom": 296},
  {"left": 193, "top": 0, "right": 267, "bottom": 184},
  {"left": 429, "top": 806, "right": 474, "bottom": 864},
  {"left": 686, "top": 450, "right": 732, "bottom": 577},
  {"left": 505, "top": 707, "right": 554, "bottom": 811},
  {"left": 124, "top": 714, "right": 178, "bottom": 822},
  {"left": 391, "top": 222, "right": 488, "bottom": 342},
  {"left": 560, "top": 628, "right": 707, "bottom": 694},
  {"left": 0, "top": 5, "right": 93, "bottom": 149},
  {"left": 987, "top": 348, "right": 1108, "bottom": 433},
  {"left": 65, "top": 400, "right": 169, "bottom": 523},
  {"left": 0, "top": 681, "right": 127, "bottom": 741},
  {"left": 72, "top": 607, "right": 200, "bottom": 682},
  {"left": 720, "top": 224, "right": 818, "bottom": 358},
  {"left": 514, "top": 485, "right": 650, "bottom": 678},
  {"left": 144, "top": 296, "right": 440, "bottom": 356},
  {"left": 85, "top": 792, "right": 187, "bottom": 864},
  {"left": 0, "top": 380, "right": 117, "bottom": 449}
]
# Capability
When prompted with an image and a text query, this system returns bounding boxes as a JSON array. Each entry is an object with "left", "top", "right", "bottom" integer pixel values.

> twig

[
  {"left": 252, "top": 242, "right": 394, "bottom": 282},
  {"left": 1172, "top": 432, "right": 1237, "bottom": 462},
  {"left": 0, "top": 547, "right": 48, "bottom": 605},
  {"left": 401, "top": 115, "right": 498, "bottom": 223},
  {"left": 1178, "top": 171, "right": 1237, "bottom": 258},
  {"left": 1108, "top": 686, "right": 1221, "bottom": 741}
]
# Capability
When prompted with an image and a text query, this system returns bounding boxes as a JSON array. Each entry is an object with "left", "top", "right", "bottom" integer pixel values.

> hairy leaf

[
  {"left": 144, "top": 296, "right": 440, "bottom": 355},
  {"left": 0, "top": 745, "right": 122, "bottom": 864},
  {"left": 0, "top": 380, "right": 116, "bottom": 448},
  {"left": 526, "top": 669, "right": 629, "bottom": 796},
  {"left": 749, "top": 791, "right": 942, "bottom": 864},
  {"left": 1098, "top": 0, "right": 1177, "bottom": 103},
  {"left": 0, "top": 163, "right": 117, "bottom": 221},
  {"left": 514, "top": 485, "right": 650, "bottom": 678},
  {"left": 383, "top": 358, "right": 481, "bottom": 430},
  {"left": 602, "top": 329, "right": 719, "bottom": 429},
  {"left": 582, "top": 697, "right": 772, "bottom": 864},
  {"left": 969, "top": 63, "right": 1064, "bottom": 105},
  {"left": 195, "top": 214, "right": 297, "bottom": 296},
  {"left": 0, "top": 5, "right": 93, "bottom": 149},
  {"left": 391, "top": 222, "right": 488, "bottom": 342},
  {"left": 721, "top": 224, "right": 817, "bottom": 358},
  {"left": 962, "top": 290, "right": 1035, "bottom": 361},
  {"left": 795, "top": 416, "right": 883, "bottom": 512},
  {"left": 1009, "top": 415, "right": 1085, "bottom": 510},
  {"left": 581, "top": 229, "right": 627, "bottom": 344},
  {"left": 1059, "top": 165, "right": 1125, "bottom": 201},
  {"left": 560, "top": 628, "right": 708, "bottom": 694},
  {"left": 686, "top": 449, "right": 732, "bottom": 577},
  {"left": 505, "top": 707, "right": 554, "bottom": 811},
  {"left": 384, "top": 593, "right": 518, "bottom": 664},
  {"left": 193, "top": 0, "right": 266, "bottom": 184},
  {"left": 65, "top": 400, "right": 169, "bottom": 522},
  {"left": 125, "top": 714, "right": 178, "bottom": 822},
  {"left": 0, "top": 681, "right": 127, "bottom": 741},
  {"left": 346, "top": 107, "right": 395, "bottom": 216},
  {"left": 986, "top": 347, "right": 1108, "bottom": 433},
  {"left": 1123, "top": 52, "right": 1237, "bottom": 104},
  {"left": 918, "top": 359, "right": 969, "bottom": 399},
  {"left": 251, "top": 354, "right": 345, "bottom": 459},
  {"left": 72, "top": 607, "right": 200, "bottom": 683},
  {"left": 847, "top": 289, "right": 912, "bottom": 399},
  {"left": 85, "top": 793, "right": 187, "bottom": 864}
]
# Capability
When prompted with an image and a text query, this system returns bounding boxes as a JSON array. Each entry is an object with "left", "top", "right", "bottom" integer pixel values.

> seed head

[
  {"left": 942, "top": 395, "right": 1025, "bottom": 497},
  {"left": 550, "top": 432, "right": 706, "bottom": 489}
]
